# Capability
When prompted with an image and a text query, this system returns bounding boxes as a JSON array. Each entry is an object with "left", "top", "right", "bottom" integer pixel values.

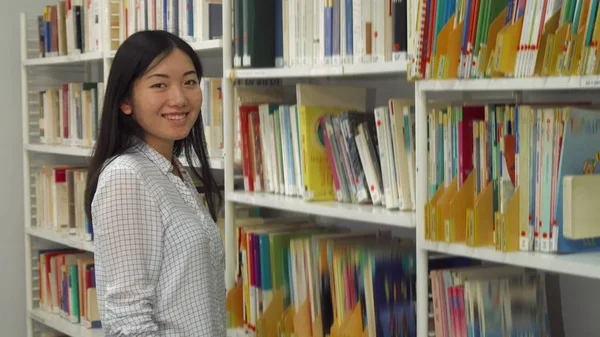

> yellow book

[
  {"left": 448, "top": 172, "right": 475, "bottom": 243},
  {"left": 226, "top": 284, "right": 244, "bottom": 328},
  {"left": 297, "top": 105, "right": 347, "bottom": 201},
  {"left": 592, "top": 6, "right": 600, "bottom": 74},
  {"left": 446, "top": 20, "right": 464, "bottom": 79},
  {"left": 534, "top": 11, "right": 560, "bottom": 76},
  {"left": 482, "top": 7, "right": 509, "bottom": 77},
  {"left": 491, "top": 17, "right": 524, "bottom": 76},
  {"left": 502, "top": 188, "right": 521, "bottom": 252},
  {"left": 549, "top": 24, "right": 571, "bottom": 76},
  {"left": 570, "top": 0, "right": 591, "bottom": 75},
  {"left": 433, "top": 14, "right": 455, "bottom": 78},
  {"left": 436, "top": 177, "right": 458, "bottom": 242}
]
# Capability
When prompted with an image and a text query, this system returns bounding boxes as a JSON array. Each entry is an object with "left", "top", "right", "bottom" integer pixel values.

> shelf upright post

[
  {"left": 102, "top": 0, "right": 111, "bottom": 85},
  {"left": 19, "top": 12, "right": 34, "bottom": 337},
  {"left": 415, "top": 81, "right": 429, "bottom": 337},
  {"left": 222, "top": 0, "right": 236, "bottom": 291},
  {"left": 103, "top": 57, "right": 111, "bottom": 93}
]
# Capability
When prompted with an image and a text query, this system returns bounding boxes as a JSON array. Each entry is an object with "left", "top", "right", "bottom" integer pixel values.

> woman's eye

[
  {"left": 185, "top": 79, "right": 199, "bottom": 86},
  {"left": 151, "top": 83, "right": 166, "bottom": 88}
]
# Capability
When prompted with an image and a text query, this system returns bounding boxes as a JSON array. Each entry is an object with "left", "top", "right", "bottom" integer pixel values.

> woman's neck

[{"left": 145, "top": 135, "right": 174, "bottom": 163}]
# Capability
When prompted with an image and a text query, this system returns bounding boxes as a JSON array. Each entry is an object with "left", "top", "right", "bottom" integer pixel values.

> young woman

[{"left": 84, "top": 30, "right": 225, "bottom": 336}]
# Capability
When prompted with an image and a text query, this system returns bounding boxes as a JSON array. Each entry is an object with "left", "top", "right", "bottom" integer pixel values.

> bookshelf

[
  {"left": 221, "top": 0, "right": 419, "bottom": 336},
  {"left": 21, "top": 0, "right": 600, "bottom": 337},
  {"left": 222, "top": 0, "right": 600, "bottom": 336},
  {"left": 19, "top": 1, "right": 225, "bottom": 336},
  {"left": 414, "top": 76, "right": 600, "bottom": 337}
]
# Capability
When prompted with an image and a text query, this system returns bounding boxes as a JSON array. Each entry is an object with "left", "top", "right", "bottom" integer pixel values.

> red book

[
  {"left": 459, "top": 106, "right": 485, "bottom": 185},
  {"left": 239, "top": 105, "right": 258, "bottom": 192}
]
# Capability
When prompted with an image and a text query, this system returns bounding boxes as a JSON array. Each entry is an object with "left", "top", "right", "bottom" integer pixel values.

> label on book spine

[
  {"left": 541, "top": 238, "right": 550, "bottom": 253},
  {"left": 242, "top": 55, "right": 251, "bottom": 67},
  {"left": 520, "top": 237, "right": 530, "bottom": 251},
  {"left": 551, "top": 226, "right": 559, "bottom": 252},
  {"left": 431, "top": 208, "right": 437, "bottom": 239},
  {"left": 529, "top": 224, "right": 535, "bottom": 251},
  {"left": 233, "top": 56, "right": 242, "bottom": 68}
]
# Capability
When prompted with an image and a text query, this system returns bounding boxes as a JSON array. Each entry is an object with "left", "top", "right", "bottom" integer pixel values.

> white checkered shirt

[{"left": 91, "top": 139, "right": 226, "bottom": 337}]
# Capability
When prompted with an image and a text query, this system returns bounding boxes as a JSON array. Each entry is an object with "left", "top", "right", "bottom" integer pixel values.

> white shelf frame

[
  {"left": 104, "top": 38, "right": 223, "bottom": 59},
  {"left": 230, "top": 58, "right": 407, "bottom": 79},
  {"left": 420, "top": 240, "right": 600, "bottom": 280},
  {"left": 24, "top": 143, "right": 224, "bottom": 169},
  {"left": 24, "top": 144, "right": 94, "bottom": 157},
  {"left": 227, "top": 191, "right": 415, "bottom": 228},
  {"left": 29, "top": 309, "right": 103, "bottom": 337},
  {"left": 24, "top": 51, "right": 104, "bottom": 66},
  {"left": 418, "top": 76, "right": 600, "bottom": 92},
  {"left": 26, "top": 227, "right": 95, "bottom": 253}
]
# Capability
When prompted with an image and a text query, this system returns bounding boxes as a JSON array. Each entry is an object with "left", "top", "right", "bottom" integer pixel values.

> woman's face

[{"left": 121, "top": 48, "right": 202, "bottom": 157}]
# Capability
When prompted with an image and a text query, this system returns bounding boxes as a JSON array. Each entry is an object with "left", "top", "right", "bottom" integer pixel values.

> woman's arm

[{"left": 92, "top": 165, "right": 163, "bottom": 337}]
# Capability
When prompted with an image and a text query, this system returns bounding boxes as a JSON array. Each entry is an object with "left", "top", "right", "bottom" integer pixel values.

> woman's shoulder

[{"left": 97, "top": 150, "right": 161, "bottom": 186}]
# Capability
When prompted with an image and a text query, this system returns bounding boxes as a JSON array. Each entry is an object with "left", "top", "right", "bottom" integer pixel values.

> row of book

[
  {"left": 32, "top": 160, "right": 227, "bottom": 243},
  {"left": 38, "top": 81, "right": 105, "bottom": 148},
  {"left": 233, "top": 0, "right": 415, "bottom": 68},
  {"left": 38, "top": 249, "right": 100, "bottom": 329},
  {"left": 408, "top": 0, "right": 600, "bottom": 80},
  {"left": 322, "top": 101, "right": 416, "bottom": 209},
  {"left": 36, "top": 0, "right": 101, "bottom": 58},
  {"left": 236, "top": 83, "right": 416, "bottom": 210},
  {"left": 109, "top": 0, "right": 223, "bottom": 51},
  {"left": 35, "top": 165, "right": 92, "bottom": 242},
  {"left": 424, "top": 103, "right": 600, "bottom": 253},
  {"left": 201, "top": 77, "right": 224, "bottom": 158},
  {"left": 233, "top": 79, "right": 285, "bottom": 168},
  {"left": 427, "top": 257, "right": 565, "bottom": 337},
  {"left": 36, "top": 77, "right": 226, "bottom": 156},
  {"left": 226, "top": 216, "right": 416, "bottom": 337}
]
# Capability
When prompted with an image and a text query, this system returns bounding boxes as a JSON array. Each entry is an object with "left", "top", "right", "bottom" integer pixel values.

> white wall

[
  {"left": 561, "top": 274, "right": 600, "bottom": 336},
  {"left": 0, "top": 1, "right": 52, "bottom": 335}
]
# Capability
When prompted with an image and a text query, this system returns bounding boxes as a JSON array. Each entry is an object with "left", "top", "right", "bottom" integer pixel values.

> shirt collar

[
  {"left": 132, "top": 137, "right": 174, "bottom": 176},
  {"left": 131, "top": 137, "right": 196, "bottom": 185}
]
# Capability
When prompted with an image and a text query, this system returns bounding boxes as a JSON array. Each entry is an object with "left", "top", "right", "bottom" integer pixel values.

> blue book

[
  {"left": 258, "top": 235, "right": 272, "bottom": 308},
  {"left": 187, "top": 0, "right": 194, "bottom": 36},
  {"left": 274, "top": 0, "right": 283, "bottom": 67},
  {"left": 163, "top": 0, "right": 168, "bottom": 32},
  {"left": 282, "top": 105, "right": 296, "bottom": 194},
  {"left": 325, "top": 2, "right": 333, "bottom": 61},
  {"left": 345, "top": 0, "right": 353, "bottom": 61}
]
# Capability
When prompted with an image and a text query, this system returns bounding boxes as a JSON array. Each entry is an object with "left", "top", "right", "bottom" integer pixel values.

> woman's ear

[{"left": 121, "top": 101, "right": 133, "bottom": 115}]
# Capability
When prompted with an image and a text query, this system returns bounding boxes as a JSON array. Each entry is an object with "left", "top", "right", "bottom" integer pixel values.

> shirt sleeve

[
  {"left": 221, "top": 278, "right": 227, "bottom": 334},
  {"left": 92, "top": 165, "right": 163, "bottom": 337}
]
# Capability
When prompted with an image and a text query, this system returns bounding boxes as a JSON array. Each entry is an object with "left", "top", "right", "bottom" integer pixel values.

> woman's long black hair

[{"left": 84, "top": 30, "right": 222, "bottom": 223}]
